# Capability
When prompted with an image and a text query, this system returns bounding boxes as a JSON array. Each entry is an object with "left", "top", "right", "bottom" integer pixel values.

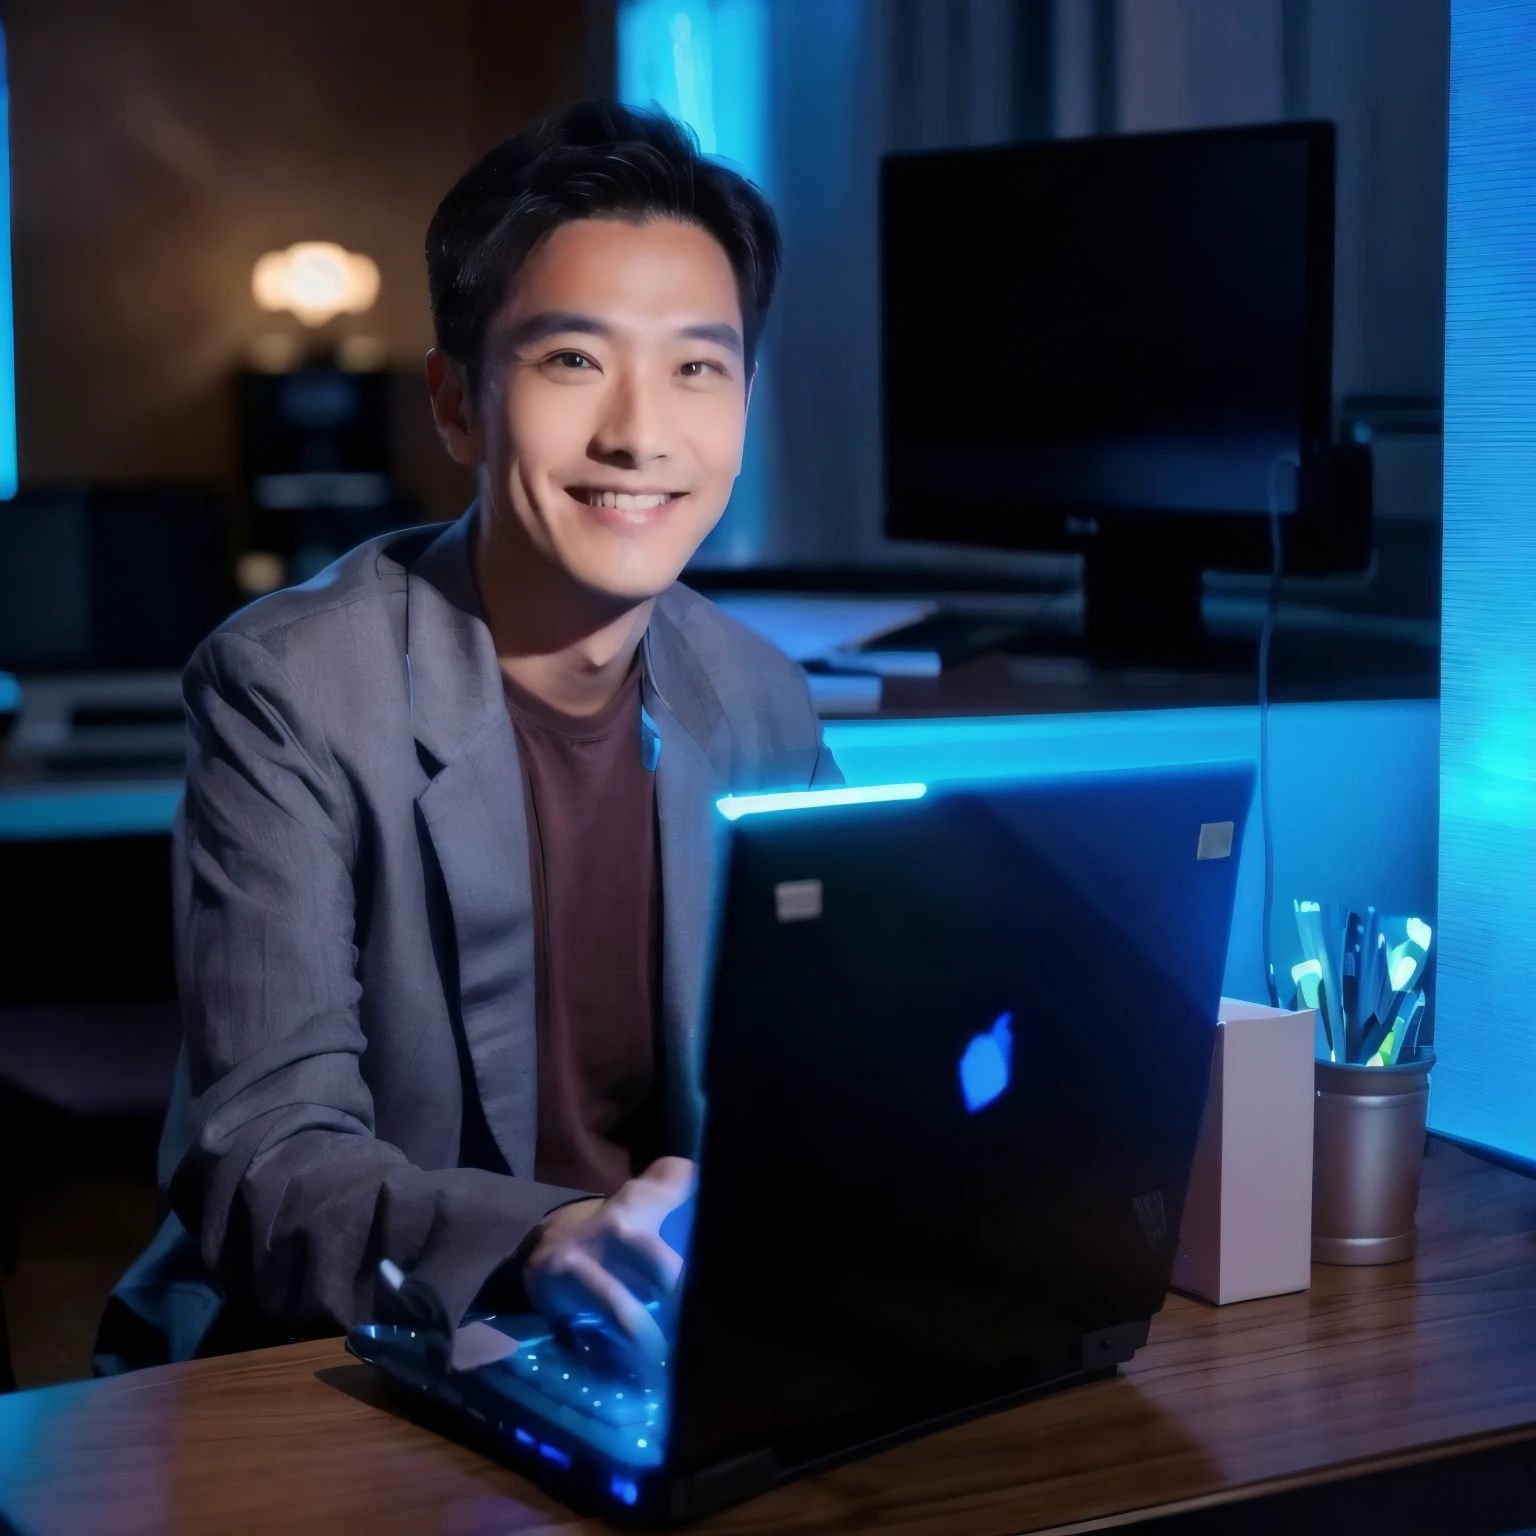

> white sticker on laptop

[
  {"left": 1196, "top": 821, "right": 1234, "bottom": 860},
  {"left": 774, "top": 879, "right": 823, "bottom": 922}
]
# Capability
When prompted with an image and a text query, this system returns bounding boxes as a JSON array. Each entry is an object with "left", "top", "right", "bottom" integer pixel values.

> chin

[
  {"left": 565, "top": 550, "right": 693, "bottom": 605},
  {"left": 562, "top": 528, "right": 720, "bottom": 605}
]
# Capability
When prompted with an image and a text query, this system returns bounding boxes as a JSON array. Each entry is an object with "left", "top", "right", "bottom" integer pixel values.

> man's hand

[{"left": 523, "top": 1156, "right": 695, "bottom": 1366}]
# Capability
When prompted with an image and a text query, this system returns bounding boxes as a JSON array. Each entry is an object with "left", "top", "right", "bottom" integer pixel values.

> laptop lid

[{"left": 665, "top": 762, "right": 1253, "bottom": 1478}]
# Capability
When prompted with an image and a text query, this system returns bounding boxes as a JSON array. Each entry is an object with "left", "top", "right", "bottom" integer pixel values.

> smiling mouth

[{"left": 570, "top": 488, "right": 685, "bottom": 511}]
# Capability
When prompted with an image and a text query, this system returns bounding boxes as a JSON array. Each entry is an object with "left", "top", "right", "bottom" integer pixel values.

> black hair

[{"left": 426, "top": 99, "right": 780, "bottom": 392}]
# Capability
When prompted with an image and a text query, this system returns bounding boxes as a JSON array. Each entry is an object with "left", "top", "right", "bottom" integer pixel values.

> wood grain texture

[{"left": 1, "top": 1140, "right": 1533, "bottom": 1536}]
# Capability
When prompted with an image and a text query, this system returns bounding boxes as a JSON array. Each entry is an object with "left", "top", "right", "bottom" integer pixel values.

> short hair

[{"left": 426, "top": 99, "right": 781, "bottom": 393}]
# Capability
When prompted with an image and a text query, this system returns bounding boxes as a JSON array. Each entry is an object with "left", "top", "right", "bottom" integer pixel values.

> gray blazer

[{"left": 96, "top": 510, "right": 840, "bottom": 1371}]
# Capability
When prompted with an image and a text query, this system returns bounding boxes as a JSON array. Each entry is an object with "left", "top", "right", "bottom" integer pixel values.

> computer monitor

[
  {"left": 0, "top": 486, "right": 232, "bottom": 672},
  {"left": 881, "top": 121, "right": 1366, "bottom": 658}
]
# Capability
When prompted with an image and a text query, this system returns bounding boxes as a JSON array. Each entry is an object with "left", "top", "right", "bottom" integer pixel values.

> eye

[
  {"left": 550, "top": 351, "right": 595, "bottom": 370},
  {"left": 680, "top": 360, "right": 722, "bottom": 378}
]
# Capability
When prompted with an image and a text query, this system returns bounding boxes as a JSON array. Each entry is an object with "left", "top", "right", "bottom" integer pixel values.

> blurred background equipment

[
  {"left": 241, "top": 241, "right": 421, "bottom": 587},
  {"left": 0, "top": 487, "right": 231, "bottom": 675},
  {"left": 240, "top": 357, "right": 420, "bottom": 589}
]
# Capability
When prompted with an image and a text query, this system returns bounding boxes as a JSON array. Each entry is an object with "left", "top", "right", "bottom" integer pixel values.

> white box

[{"left": 1170, "top": 998, "right": 1316, "bottom": 1306}]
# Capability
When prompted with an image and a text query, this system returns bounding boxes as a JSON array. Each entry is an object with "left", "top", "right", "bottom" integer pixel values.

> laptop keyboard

[{"left": 505, "top": 1335, "right": 666, "bottom": 1430}]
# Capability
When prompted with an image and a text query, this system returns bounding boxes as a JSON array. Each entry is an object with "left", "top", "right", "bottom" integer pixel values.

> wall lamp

[{"left": 251, "top": 241, "right": 380, "bottom": 327}]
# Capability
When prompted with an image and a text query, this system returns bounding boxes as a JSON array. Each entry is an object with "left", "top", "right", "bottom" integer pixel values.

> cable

[{"left": 1260, "top": 455, "right": 1297, "bottom": 1009}]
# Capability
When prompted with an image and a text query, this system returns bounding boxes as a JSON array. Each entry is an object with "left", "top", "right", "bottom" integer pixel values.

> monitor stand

[{"left": 1082, "top": 541, "right": 1252, "bottom": 668}]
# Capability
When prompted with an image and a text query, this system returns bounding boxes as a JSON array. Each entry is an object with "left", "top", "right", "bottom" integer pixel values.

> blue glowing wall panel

[
  {"left": 618, "top": 0, "right": 768, "bottom": 176},
  {"left": 0, "top": 24, "right": 16, "bottom": 499},
  {"left": 618, "top": 0, "right": 772, "bottom": 565},
  {"left": 1436, "top": 0, "right": 1536, "bottom": 1162}
]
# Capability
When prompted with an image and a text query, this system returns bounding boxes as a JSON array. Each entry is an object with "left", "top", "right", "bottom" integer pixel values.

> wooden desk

[
  {"left": 3, "top": 1141, "right": 1534, "bottom": 1535},
  {"left": 866, "top": 618, "right": 1438, "bottom": 720}
]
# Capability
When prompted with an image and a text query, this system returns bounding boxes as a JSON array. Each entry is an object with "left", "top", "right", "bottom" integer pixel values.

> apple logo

[{"left": 960, "top": 1011, "right": 1013, "bottom": 1113}]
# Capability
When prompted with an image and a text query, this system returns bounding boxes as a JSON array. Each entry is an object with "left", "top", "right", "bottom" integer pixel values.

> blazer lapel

[
  {"left": 644, "top": 602, "right": 732, "bottom": 1157},
  {"left": 407, "top": 511, "right": 538, "bottom": 1177}
]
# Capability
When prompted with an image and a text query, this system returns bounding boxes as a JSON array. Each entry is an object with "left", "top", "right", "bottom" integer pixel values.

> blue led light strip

[
  {"left": 1436, "top": 0, "right": 1536, "bottom": 1162},
  {"left": 716, "top": 783, "right": 927, "bottom": 821}
]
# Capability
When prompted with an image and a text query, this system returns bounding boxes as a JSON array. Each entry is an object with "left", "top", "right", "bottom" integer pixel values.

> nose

[{"left": 587, "top": 366, "right": 671, "bottom": 471}]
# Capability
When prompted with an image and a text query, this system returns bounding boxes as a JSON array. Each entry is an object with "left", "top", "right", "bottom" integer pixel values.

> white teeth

[{"left": 582, "top": 491, "right": 676, "bottom": 511}]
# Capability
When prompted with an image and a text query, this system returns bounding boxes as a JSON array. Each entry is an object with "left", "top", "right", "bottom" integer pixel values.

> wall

[
  {"left": 6, "top": 0, "right": 606, "bottom": 525},
  {"left": 1113, "top": 0, "right": 1449, "bottom": 529}
]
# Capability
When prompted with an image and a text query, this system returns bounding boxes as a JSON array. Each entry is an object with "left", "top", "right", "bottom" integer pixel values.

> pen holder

[{"left": 1311, "top": 1049, "right": 1434, "bottom": 1265}]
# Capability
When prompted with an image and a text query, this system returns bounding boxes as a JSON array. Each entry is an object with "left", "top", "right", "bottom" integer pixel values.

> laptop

[{"left": 348, "top": 762, "right": 1253, "bottom": 1522}]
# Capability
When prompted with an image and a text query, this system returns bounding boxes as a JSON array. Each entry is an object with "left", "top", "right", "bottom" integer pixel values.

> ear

[
  {"left": 732, "top": 363, "right": 756, "bottom": 479},
  {"left": 426, "top": 348, "right": 483, "bottom": 466}
]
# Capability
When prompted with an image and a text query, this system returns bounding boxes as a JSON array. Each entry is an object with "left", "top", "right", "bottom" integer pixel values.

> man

[{"left": 96, "top": 100, "right": 839, "bottom": 1373}]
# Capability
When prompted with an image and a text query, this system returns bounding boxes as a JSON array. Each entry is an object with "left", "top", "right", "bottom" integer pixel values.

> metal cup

[{"left": 1311, "top": 1049, "right": 1434, "bottom": 1265}]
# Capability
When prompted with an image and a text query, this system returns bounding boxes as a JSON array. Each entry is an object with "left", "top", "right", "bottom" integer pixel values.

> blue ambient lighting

[
  {"left": 0, "top": 785, "right": 185, "bottom": 842},
  {"left": 716, "top": 783, "right": 926, "bottom": 820},
  {"left": 617, "top": 0, "right": 772, "bottom": 563},
  {"left": 611, "top": 1475, "right": 640, "bottom": 1506},
  {"left": 0, "top": 25, "right": 16, "bottom": 498},
  {"left": 614, "top": 0, "right": 769, "bottom": 216},
  {"left": 821, "top": 702, "right": 1439, "bottom": 1008},
  {"left": 959, "top": 1012, "right": 1013, "bottom": 1114},
  {"left": 513, "top": 1427, "right": 535, "bottom": 1448},
  {"left": 0, "top": 701, "right": 1439, "bottom": 1029},
  {"left": 1437, "top": 0, "right": 1536, "bottom": 1164},
  {"left": 537, "top": 1442, "right": 572, "bottom": 1470}
]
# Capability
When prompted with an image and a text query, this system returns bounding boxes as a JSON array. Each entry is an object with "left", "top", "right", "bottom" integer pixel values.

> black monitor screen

[
  {"left": 0, "top": 487, "right": 232, "bottom": 672},
  {"left": 883, "top": 123, "right": 1333, "bottom": 544}
]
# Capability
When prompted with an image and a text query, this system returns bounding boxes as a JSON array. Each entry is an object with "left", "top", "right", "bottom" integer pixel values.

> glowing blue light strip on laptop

[{"left": 716, "top": 783, "right": 927, "bottom": 821}]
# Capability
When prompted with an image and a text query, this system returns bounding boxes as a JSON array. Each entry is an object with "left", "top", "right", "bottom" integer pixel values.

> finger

[
  {"left": 526, "top": 1244, "right": 625, "bottom": 1329},
  {"left": 554, "top": 1249, "right": 670, "bottom": 1366},
  {"left": 640, "top": 1157, "right": 697, "bottom": 1202},
  {"left": 602, "top": 1226, "right": 685, "bottom": 1298}
]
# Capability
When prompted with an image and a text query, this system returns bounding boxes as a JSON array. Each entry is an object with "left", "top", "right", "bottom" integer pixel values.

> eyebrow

[
  {"left": 676, "top": 321, "right": 744, "bottom": 355},
  {"left": 500, "top": 311, "right": 744, "bottom": 356},
  {"left": 502, "top": 311, "right": 612, "bottom": 350}
]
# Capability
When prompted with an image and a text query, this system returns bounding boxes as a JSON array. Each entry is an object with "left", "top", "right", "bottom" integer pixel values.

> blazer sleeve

[
  {"left": 801, "top": 674, "right": 844, "bottom": 787},
  {"left": 170, "top": 628, "right": 586, "bottom": 1333},
  {"left": 810, "top": 732, "right": 844, "bottom": 787}
]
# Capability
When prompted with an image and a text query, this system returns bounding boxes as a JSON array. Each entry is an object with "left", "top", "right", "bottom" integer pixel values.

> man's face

[{"left": 469, "top": 216, "right": 750, "bottom": 604}]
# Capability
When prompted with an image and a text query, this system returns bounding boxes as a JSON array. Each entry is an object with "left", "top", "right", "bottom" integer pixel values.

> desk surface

[{"left": 2, "top": 1140, "right": 1533, "bottom": 1536}]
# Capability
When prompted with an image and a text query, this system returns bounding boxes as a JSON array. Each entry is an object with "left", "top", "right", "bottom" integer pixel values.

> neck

[{"left": 472, "top": 504, "right": 656, "bottom": 717}]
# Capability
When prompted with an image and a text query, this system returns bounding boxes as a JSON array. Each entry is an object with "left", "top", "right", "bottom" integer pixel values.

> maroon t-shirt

[{"left": 503, "top": 666, "right": 664, "bottom": 1196}]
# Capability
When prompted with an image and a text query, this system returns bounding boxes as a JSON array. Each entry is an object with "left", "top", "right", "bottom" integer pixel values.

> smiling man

[{"left": 97, "top": 102, "right": 839, "bottom": 1373}]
